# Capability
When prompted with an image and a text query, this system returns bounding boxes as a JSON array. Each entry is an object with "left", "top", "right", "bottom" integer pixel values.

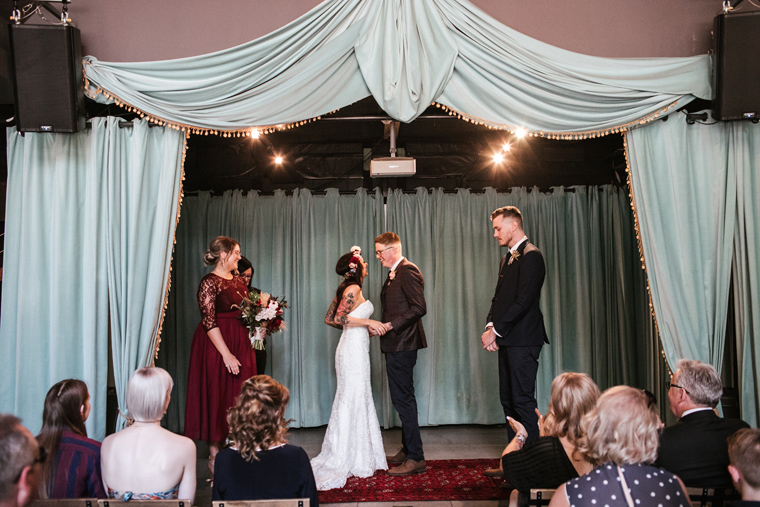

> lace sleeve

[{"left": 198, "top": 276, "right": 219, "bottom": 331}]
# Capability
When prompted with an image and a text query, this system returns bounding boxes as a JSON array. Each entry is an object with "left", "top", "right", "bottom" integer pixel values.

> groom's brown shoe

[
  {"left": 387, "top": 458, "right": 426, "bottom": 476},
  {"left": 386, "top": 449, "right": 408, "bottom": 464}
]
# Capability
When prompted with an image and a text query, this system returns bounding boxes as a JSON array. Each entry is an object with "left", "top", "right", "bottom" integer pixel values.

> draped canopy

[{"left": 83, "top": 0, "right": 710, "bottom": 135}]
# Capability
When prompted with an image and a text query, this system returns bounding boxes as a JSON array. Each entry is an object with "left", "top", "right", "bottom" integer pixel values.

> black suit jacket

[
  {"left": 380, "top": 258, "right": 427, "bottom": 353},
  {"left": 487, "top": 240, "right": 549, "bottom": 347},
  {"left": 655, "top": 410, "right": 750, "bottom": 487}
]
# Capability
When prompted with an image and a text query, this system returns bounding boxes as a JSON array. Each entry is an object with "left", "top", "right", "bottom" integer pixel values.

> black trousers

[
  {"left": 385, "top": 350, "right": 424, "bottom": 461},
  {"left": 498, "top": 345, "right": 542, "bottom": 444}
]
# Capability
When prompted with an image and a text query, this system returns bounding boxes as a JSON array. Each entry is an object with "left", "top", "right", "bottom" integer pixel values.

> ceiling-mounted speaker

[
  {"left": 8, "top": 24, "right": 85, "bottom": 132},
  {"left": 712, "top": 11, "right": 760, "bottom": 121}
]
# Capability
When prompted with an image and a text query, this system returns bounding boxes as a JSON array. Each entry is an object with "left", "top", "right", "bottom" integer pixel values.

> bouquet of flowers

[{"left": 236, "top": 289, "right": 289, "bottom": 350}]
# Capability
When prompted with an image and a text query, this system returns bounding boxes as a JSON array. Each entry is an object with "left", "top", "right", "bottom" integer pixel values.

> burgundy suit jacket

[{"left": 379, "top": 258, "right": 427, "bottom": 353}]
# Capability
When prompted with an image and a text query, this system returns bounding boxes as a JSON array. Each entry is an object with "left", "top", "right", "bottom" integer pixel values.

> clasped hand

[
  {"left": 368, "top": 321, "right": 391, "bottom": 336},
  {"left": 481, "top": 328, "right": 499, "bottom": 351}
]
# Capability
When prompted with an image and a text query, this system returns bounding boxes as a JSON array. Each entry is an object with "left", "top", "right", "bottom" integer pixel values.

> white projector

[{"left": 370, "top": 157, "right": 416, "bottom": 177}]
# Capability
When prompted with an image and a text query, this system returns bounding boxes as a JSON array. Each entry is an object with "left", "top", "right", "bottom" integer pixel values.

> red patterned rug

[{"left": 318, "top": 459, "right": 510, "bottom": 503}]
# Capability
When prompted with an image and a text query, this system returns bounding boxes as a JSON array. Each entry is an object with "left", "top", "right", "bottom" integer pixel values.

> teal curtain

[
  {"left": 0, "top": 118, "right": 185, "bottom": 439},
  {"left": 160, "top": 185, "right": 654, "bottom": 430},
  {"left": 105, "top": 118, "right": 186, "bottom": 430},
  {"left": 0, "top": 122, "right": 110, "bottom": 438},
  {"left": 83, "top": 0, "right": 709, "bottom": 132},
  {"left": 731, "top": 123, "right": 760, "bottom": 427},
  {"left": 626, "top": 118, "right": 736, "bottom": 370},
  {"left": 626, "top": 116, "right": 760, "bottom": 423}
]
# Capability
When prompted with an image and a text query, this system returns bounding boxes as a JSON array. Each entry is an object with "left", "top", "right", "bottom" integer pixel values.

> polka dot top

[{"left": 564, "top": 462, "right": 687, "bottom": 507}]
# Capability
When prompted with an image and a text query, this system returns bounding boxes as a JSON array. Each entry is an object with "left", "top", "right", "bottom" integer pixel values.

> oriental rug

[{"left": 318, "top": 458, "right": 511, "bottom": 503}]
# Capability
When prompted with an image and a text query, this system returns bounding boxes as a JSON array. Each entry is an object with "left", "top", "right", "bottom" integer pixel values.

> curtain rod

[{"left": 179, "top": 186, "right": 602, "bottom": 198}]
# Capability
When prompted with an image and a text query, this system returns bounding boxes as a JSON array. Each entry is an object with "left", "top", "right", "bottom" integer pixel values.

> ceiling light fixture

[
  {"left": 514, "top": 128, "right": 527, "bottom": 138},
  {"left": 493, "top": 153, "right": 504, "bottom": 164},
  {"left": 275, "top": 156, "right": 283, "bottom": 164}
]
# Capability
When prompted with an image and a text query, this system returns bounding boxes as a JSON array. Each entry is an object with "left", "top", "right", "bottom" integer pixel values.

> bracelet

[{"left": 516, "top": 434, "right": 527, "bottom": 446}]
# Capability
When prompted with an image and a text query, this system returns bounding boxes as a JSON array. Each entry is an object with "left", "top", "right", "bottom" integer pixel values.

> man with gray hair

[
  {"left": 656, "top": 359, "right": 749, "bottom": 488},
  {"left": 0, "top": 414, "right": 43, "bottom": 507}
]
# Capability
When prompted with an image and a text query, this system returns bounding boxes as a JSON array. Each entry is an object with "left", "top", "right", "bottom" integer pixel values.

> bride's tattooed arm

[
  {"left": 335, "top": 292, "right": 357, "bottom": 325},
  {"left": 324, "top": 297, "right": 343, "bottom": 329}
]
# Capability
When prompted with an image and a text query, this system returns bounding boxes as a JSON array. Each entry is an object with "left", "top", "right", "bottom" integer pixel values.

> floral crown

[{"left": 343, "top": 246, "right": 362, "bottom": 280}]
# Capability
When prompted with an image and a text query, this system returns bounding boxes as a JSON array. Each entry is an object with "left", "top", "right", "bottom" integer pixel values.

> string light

[
  {"left": 275, "top": 156, "right": 283, "bottom": 164},
  {"left": 493, "top": 153, "right": 504, "bottom": 164},
  {"left": 515, "top": 128, "right": 527, "bottom": 138},
  {"left": 502, "top": 143, "right": 511, "bottom": 152},
  {"left": 251, "top": 129, "right": 260, "bottom": 139}
]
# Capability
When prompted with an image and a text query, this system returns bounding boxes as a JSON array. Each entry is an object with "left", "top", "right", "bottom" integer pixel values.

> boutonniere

[
  {"left": 388, "top": 271, "right": 396, "bottom": 281},
  {"left": 508, "top": 250, "right": 521, "bottom": 265}
]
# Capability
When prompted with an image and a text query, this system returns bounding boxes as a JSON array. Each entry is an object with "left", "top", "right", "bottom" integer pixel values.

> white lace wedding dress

[{"left": 310, "top": 300, "right": 388, "bottom": 490}]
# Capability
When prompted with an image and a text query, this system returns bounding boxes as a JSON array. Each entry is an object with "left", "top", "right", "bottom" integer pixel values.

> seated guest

[
  {"left": 0, "top": 414, "right": 43, "bottom": 507},
  {"left": 212, "top": 375, "right": 318, "bottom": 507},
  {"left": 549, "top": 386, "right": 689, "bottom": 507},
  {"left": 727, "top": 428, "right": 760, "bottom": 506},
  {"left": 101, "top": 367, "right": 196, "bottom": 503},
  {"left": 656, "top": 359, "right": 750, "bottom": 487},
  {"left": 490, "top": 373, "right": 600, "bottom": 504},
  {"left": 37, "top": 379, "right": 106, "bottom": 498}
]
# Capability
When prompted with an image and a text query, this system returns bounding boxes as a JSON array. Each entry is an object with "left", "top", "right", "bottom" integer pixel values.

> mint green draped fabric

[
  {"left": 0, "top": 118, "right": 185, "bottom": 438},
  {"left": 626, "top": 117, "right": 760, "bottom": 423},
  {"left": 105, "top": 119, "right": 185, "bottom": 430},
  {"left": 159, "top": 185, "right": 655, "bottom": 431},
  {"left": 83, "top": 0, "right": 709, "bottom": 132},
  {"left": 731, "top": 124, "right": 760, "bottom": 427}
]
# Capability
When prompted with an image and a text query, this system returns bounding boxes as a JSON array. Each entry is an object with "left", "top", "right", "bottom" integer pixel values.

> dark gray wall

[{"left": 67, "top": 0, "right": 736, "bottom": 63}]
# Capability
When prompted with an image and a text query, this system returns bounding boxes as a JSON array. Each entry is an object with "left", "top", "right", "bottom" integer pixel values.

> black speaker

[
  {"left": 8, "top": 24, "right": 85, "bottom": 133},
  {"left": 713, "top": 11, "right": 760, "bottom": 121}
]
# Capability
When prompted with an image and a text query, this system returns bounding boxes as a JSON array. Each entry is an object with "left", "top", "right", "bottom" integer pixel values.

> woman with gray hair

[
  {"left": 549, "top": 386, "right": 689, "bottom": 507},
  {"left": 101, "top": 368, "right": 196, "bottom": 503}
]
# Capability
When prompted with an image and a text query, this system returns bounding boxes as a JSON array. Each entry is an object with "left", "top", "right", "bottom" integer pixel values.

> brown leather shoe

[
  {"left": 387, "top": 458, "right": 427, "bottom": 476},
  {"left": 484, "top": 467, "right": 505, "bottom": 478},
  {"left": 386, "top": 449, "right": 408, "bottom": 464}
]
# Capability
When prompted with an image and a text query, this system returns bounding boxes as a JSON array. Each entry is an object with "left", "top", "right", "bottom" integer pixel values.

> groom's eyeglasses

[{"left": 375, "top": 246, "right": 394, "bottom": 257}]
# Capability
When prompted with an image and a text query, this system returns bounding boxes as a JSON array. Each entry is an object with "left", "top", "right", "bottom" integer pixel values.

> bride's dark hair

[{"left": 335, "top": 251, "right": 363, "bottom": 302}]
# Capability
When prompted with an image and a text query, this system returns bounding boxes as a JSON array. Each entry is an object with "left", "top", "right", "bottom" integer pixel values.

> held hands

[
  {"left": 223, "top": 353, "right": 241, "bottom": 375},
  {"left": 368, "top": 321, "right": 392, "bottom": 336},
  {"left": 481, "top": 328, "right": 499, "bottom": 351}
]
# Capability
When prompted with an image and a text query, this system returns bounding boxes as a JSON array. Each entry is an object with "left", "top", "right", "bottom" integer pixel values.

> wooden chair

[
  {"left": 213, "top": 500, "right": 309, "bottom": 507},
  {"left": 30, "top": 499, "right": 98, "bottom": 507},
  {"left": 686, "top": 486, "right": 739, "bottom": 507},
  {"left": 98, "top": 500, "right": 191, "bottom": 507},
  {"left": 516, "top": 489, "right": 556, "bottom": 507}
]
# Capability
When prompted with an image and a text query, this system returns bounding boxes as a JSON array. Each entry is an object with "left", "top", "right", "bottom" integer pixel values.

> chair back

[
  {"left": 30, "top": 499, "right": 98, "bottom": 507},
  {"left": 213, "top": 500, "right": 309, "bottom": 507},
  {"left": 686, "top": 486, "right": 739, "bottom": 507},
  {"left": 98, "top": 500, "right": 191, "bottom": 507}
]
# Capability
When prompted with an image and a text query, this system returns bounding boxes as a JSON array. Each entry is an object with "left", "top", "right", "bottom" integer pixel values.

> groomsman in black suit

[
  {"left": 481, "top": 206, "right": 548, "bottom": 477},
  {"left": 372, "top": 232, "right": 427, "bottom": 476}
]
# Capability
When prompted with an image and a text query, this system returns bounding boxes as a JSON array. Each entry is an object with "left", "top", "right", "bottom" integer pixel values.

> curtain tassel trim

[
  {"left": 431, "top": 101, "right": 678, "bottom": 140},
  {"left": 84, "top": 72, "right": 340, "bottom": 138},
  {"left": 623, "top": 134, "right": 671, "bottom": 375}
]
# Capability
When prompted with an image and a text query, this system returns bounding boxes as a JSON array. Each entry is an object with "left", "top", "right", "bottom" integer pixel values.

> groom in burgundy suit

[{"left": 373, "top": 231, "right": 427, "bottom": 476}]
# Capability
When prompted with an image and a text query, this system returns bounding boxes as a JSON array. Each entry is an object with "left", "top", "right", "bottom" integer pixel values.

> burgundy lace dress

[{"left": 184, "top": 273, "right": 256, "bottom": 443}]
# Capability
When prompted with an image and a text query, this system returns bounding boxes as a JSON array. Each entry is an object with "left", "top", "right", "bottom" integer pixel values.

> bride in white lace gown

[{"left": 310, "top": 248, "right": 388, "bottom": 490}]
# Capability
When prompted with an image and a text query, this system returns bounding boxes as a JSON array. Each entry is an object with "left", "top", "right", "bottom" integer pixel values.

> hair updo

[
  {"left": 203, "top": 236, "right": 239, "bottom": 266},
  {"left": 335, "top": 246, "right": 363, "bottom": 301}
]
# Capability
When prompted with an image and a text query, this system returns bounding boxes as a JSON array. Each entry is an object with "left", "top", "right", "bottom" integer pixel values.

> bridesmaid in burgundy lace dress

[{"left": 184, "top": 236, "right": 256, "bottom": 472}]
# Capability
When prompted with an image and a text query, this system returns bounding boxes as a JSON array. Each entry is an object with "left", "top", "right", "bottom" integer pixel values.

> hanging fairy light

[
  {"left": 515, "top": 127, "right": 527, "bottom": 138},
  {"left": 274, "top": 156, "right": 284, "bottom": 164}
]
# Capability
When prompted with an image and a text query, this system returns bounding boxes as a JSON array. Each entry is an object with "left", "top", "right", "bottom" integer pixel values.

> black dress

[
  {"left": 502, "top": 436, "right": 579, "bottom": 493},
  {"left": 212, "top": 444, "right": 319, "bottom": 507}
]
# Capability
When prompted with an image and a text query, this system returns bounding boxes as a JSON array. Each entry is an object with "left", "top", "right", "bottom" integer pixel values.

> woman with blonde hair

[
  {"left": 549, "top": 386, "right": 689, "bottom": 507},
  {"left": 185, "top": 236, "right": 256, "bottom": 473},
  {"left": 212, "top": 375, "right": 318, "bottom": 506},
  {"left": 494, "top": 372, "right": 599, "bottom": 504},
  {"left": 101, "top": 367, "right": 196, "bottom": 503}
]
